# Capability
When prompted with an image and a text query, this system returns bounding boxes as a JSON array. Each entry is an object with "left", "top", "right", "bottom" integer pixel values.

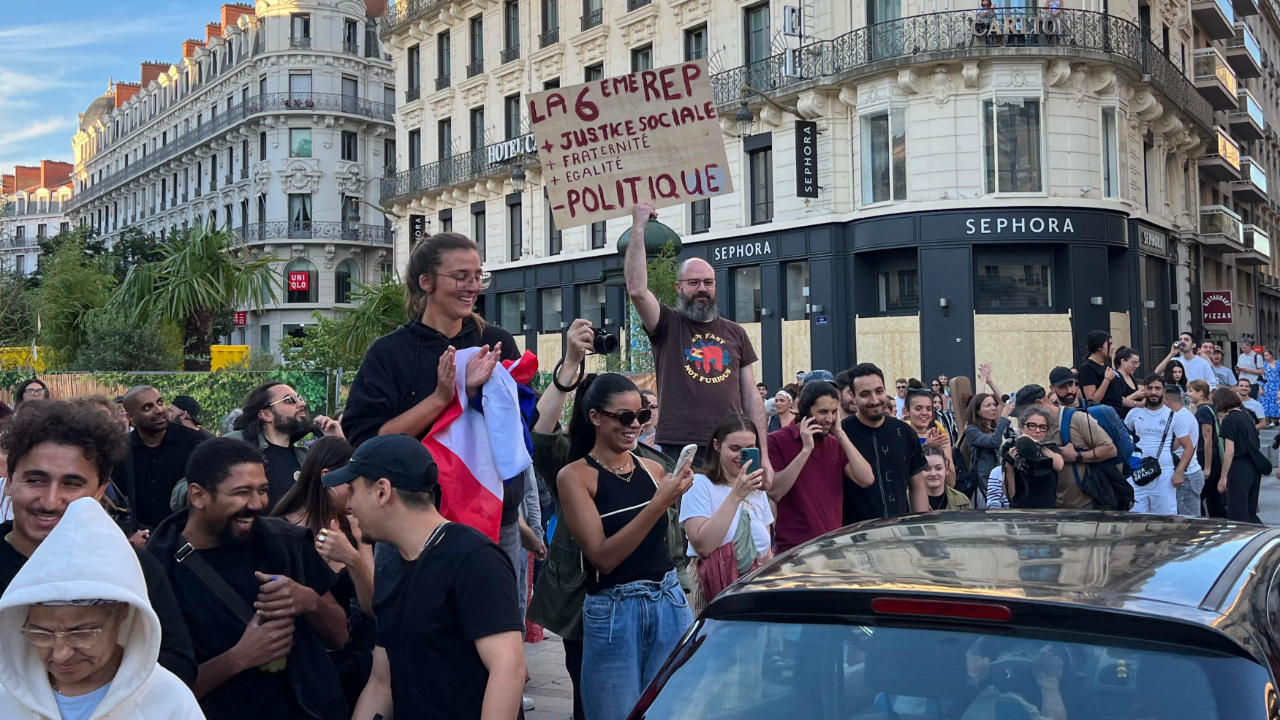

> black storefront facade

[{"left": 481, "top": 206, "right": 1143, "bottom": 389}]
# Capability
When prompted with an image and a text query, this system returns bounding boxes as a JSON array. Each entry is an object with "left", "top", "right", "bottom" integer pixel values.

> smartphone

[
  {"left": 740, "top": 447, "right": 761, "bottom": 473},
  {"left": 675, "top": 444, "right": 698, "bottom": 475}
]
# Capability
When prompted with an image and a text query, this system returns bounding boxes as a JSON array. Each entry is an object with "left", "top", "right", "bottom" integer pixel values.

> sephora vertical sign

[
  {"left": 410, "top": 214, "right": 427, "bottom": 243},
  {"left": 795, "top": 120, "right": 818, "bottom": 198}
]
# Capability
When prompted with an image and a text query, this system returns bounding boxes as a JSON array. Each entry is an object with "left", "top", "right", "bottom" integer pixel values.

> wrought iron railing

[
  {"left": 466, "top": 60, "right": 484, "bottom": 78},
  {"left": 381, "top": 0, "right": 451, "bottom": 36},
  {"left": 540, "top": 28, "right": 560, "bottom": 48},
  {"left": 581, "top": 9, "right": 603, "bottom": 31},
  {"left": 627, "top": 0, "right": 652, "bottom": 11},
  {"left": 242, "top": 221, "right": 393, "bottom": 244},
  {"left": 710, "top": 8, "right": 1212, "bottom": 131},
  {"left": 436, "top": 74, "right": 451, "bottom": 91},
  {"left": 381, "top": 139, "right": 524, "bottom": 203},
  {"left": 290, "top": 37, "right": 312, "bottom": 49},
  {"left": 501, "top": 45, "right": 520, "bottom": 63},
  {"left": 68, "top": 93, "right": 394, "bottom": 211},
  {"left": 406, "top": 86, "right": 421, "bottom": 102}
]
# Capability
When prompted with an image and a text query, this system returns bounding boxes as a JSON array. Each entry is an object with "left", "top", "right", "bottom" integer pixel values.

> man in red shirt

[{"left": 768, "top": 382, "right": 875, "bottom": 553}]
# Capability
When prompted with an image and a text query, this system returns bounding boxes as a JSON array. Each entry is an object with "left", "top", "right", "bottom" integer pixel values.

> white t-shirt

[
  {"left": 1244, "top": 398, "right": 1267, "bottom": 423},
  {"left": 1171, "top": 407, "right": 1201, "bottom": 475},
  {"left": 679, "top": 473, "right": 773, "bottom": 557},
  {"left": 1180, "top": 354, "right": 1218, "bottom": 388},
  {"left": 1239, "top": 352, "right": 1263, "bottom": 376},
  {"left": 1125, "top": 406, "right": 1182, "bottom": 472}
]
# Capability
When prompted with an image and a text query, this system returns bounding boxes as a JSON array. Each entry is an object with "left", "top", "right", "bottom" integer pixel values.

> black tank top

[{"left": 584, "top": 453, "right": 673, "bottom": 594}]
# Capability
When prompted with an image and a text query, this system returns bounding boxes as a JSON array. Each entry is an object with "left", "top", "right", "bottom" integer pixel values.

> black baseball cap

[
  {"left": 171, "top": 396, "right": 202, "bottom": 424},
  {"left": 1014, "top": 384, "right": 1046, "bottom": 406},
  {"left": 1049, "top": 367, "right": 1076, "bottom": 388},
  {"left": 322, "top": 434, "right": 439, "bottom": 491}
]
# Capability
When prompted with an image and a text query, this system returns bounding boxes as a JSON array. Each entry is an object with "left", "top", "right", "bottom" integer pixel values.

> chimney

[
  {"left": 221, "top": 3, "right": 256, "bottom": 29},
  {"left": 13, "top": 166, "right": 41, "bottom": 193},
  {"left": 182, "top": 39, "right": 206, "bottom": 58},
  {"left": 1, "top": 175, "right": 14, "bottom": 195},
  {"left": 140, "top": 62, "right": 170, "bottom": 87},
  {"left": 365, "top": 0, "right": 388, "bottom": 17},
  {"left": 114, "top": 82, "right": 141, "bottom": 108},
  {"left": 206, "top": 23, "right": 222, "bottom": 45},
  {"left": 40, "top": 161, "right": 73, "bottom": 190}
]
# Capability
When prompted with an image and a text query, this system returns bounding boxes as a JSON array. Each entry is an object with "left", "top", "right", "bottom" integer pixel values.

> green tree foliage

[
  {"left": 91, "top": 370, "right": 335, "bottom": 430},
  {"left": 109, "top": 220, "right": 280, "bottom": 371},
  {"left": 610, "top": 241, "right": 679, "bottom": 373},
  {"left": 278, "top": 278, "right": 407, "bottom": 371},
  {"left": 0, "top": 272, "right": 38, "bottom": 347},
  {"left": 71, "top": 309, "right": 183, "bottom": 371},
  {"left": 108, "top": 227, "right": 164, "bottom": 283},
  {"left": 36, "top": 236, "right": 115, "bottom": 365}
]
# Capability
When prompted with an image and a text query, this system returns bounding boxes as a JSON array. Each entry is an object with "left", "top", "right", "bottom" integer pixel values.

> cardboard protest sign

[{"left": 527, "top": 59, "right": 732, "bottom": 230}]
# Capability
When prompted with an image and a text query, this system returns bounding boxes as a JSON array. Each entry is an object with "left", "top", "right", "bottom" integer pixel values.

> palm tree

[{"left": 110, "top": 219, "right": 280, "bottom": 370}]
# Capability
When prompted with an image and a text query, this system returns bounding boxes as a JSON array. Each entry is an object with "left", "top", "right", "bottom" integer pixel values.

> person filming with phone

[{"left": 679, "top": 414, "right": 774, "bottom": 614}]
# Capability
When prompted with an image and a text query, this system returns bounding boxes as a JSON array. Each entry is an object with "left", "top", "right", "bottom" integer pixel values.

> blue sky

[{"left": 0, "top": 1, "right": 233, "bottom": 173}]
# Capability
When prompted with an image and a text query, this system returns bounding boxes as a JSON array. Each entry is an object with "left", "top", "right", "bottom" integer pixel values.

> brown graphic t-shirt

[{"left": 647, "top": 304, "right": 758, "bottom": 447}]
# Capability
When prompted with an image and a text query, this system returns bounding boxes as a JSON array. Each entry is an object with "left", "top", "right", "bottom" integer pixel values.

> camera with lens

[{"left": 592, "top": 327, "right": 619, "bottom": 355}]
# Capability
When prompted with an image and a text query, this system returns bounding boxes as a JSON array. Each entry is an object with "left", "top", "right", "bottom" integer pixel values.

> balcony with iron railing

[
  {"left": 290, "top": 36, "right": 312, "bottom": 49},
  {"left": 627, "top": 0, "right": 652, "bottom": 11},
  {"left": 381, "top": 137, "right": 529, "bottom": 203},
  {"left": 343, "top": 39, "right": 360, "bottom": 54},
  {"left": 67, "top": 93, "right": 395, "bottom": 211},
  {"left": 501, "top": 45, "right": 520, "bottom": 63},
  {"left": 540, "top": 27, "right": 560, "bottom": 48},
  {"left": 436, "top": 74, "right": 451, "bottom": 91},
  {"left": 709, "top": 9, "right": 1213, "bottom": 132},
  {"left": 380, "top": 0, "right": 452, "bottom": 36},
  {"left": 242, "top": 221, "right": 393, "bottom": 244},
  {"left": 1192, "top": 0, "right": 1236, "bottom": 38},
  {"left": 1225, "top": 22, "right": 1263, "bottom": 78},
  {"left": 466, "top": 60, "right": 483, "bottom": 78},
  {"left": 406, "top": 86, "right": 421, "bottom": 103},
  {"left": 1200, "top": 204, "right": 1245, "bottom": 251},
  {"left": 1231, "top": 156, "right": 1269, "bottom": 203},
  {"left": 1230, "top": 89, "right": 1266, "bottom": 141},
  {"left": 581, "top": 8, "right": 603, "bottom": 31}
]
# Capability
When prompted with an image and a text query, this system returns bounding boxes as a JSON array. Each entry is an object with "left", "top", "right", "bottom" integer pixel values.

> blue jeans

[
  {"left": 1177, "top": 469, "right": 1206, "bottom": 517},
  {"left": 581, "top": 570, "right": 692, "bottom": 720}
]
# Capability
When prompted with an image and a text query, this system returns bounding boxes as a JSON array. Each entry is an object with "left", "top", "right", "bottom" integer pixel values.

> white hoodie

[{"left": 0, "top": 498, "right": 204, "bottom": 720}]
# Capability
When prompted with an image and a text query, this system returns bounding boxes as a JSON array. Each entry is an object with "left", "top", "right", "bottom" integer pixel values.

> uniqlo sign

[
  {"left": 1202, "top": 290, "right": 1232, "bottom": 324},
  {"left": 289, "top": 271, "right": 310, "bottom": 292},
  {"left": 233, "top": 311, "right": 247, "bottom": 327}
]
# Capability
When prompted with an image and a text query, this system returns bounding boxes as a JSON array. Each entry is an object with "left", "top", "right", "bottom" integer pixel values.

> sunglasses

[
  {"left": 597, "top": 408, "right": 653, "bottom": 427},
  {"left": 267, "top": 393, "right": 307, "bottom": 409},
  {"left": 906, "top": 388, "right": 933, "bottom": 396}
]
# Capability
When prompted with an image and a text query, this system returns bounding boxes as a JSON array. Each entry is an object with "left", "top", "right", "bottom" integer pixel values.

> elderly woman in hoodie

[{"left": 0, "top": 498, "right": 204, "bottom": 720}]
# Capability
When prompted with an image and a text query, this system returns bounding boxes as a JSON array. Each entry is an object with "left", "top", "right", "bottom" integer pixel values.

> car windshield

[{"left": 639, "top": 619, "right": 1270, "bottom": 720}]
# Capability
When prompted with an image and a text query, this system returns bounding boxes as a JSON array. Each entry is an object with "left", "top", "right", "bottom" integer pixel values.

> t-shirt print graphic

[{"left": 684, "top": 334, "right": 734, "bottom": 384}]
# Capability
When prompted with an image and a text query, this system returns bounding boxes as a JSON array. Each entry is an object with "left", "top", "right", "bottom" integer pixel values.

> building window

[
  {"left": 437, "top": 32, "right": 451, "bottom": 81},
  {"left": 259, "top": 131, "right": 267, "bottom": 162},
  {"left": 504, "top": 0, "right": 520, "bottom": 52},
  {"left": 59, "top": 221, "right": 69, "bottom": 234},
  {"left": 470, "top": 107, "right": 485, "bottom": 150},
  {"left": 748, "top": 144, "right": 774, "bottom": 224},
  {"left": 690, "top": 200, "right": 710, "bottom": 234},
  {"left": 861, "top": 108, "right": 907, "bottom": 204},
  {"left": 541, "top": 288, "right": 562, "bottom": 331},
  {"left": 684, "top": 24, "right": 707, "bottom": 61},
  {"left": 288, "top": 194, "right": 312, "bottom": 237},
  {"left": 975, "top": 254, "right": 1052, "bottom": 311},
  {"left": 500, "top": 292, "right": 526, "bottom": 333},
  {"left": 261, "top": 324, "right": 271, "bottom": 352},
  {"left": 408, "top": 44, "right": 421, "bottom": 92},
  {"left": 579, "top": 284, "right": 605, "bottom": 328},
  {"left": 545, "top": 188, "right": 562, "bottom": 255},
  {"left": 335, "top": 258, "right": 360, "bottom": 303},
  {"left": 1102, "top": 106, "right": 1119, "bottom": 198},
  {"left": 469, "top": 16, "right": 484, "bottom": 73},
  {"left": 290, "top": 128, "right": 311, "bottom": 157},
  {"left": 879, "top": 268, "right": 919, "bottom": 313},
  {"left": 584, "top": 63, "right": 603, "bottom": 82},
  {"left": 744, "top": 4, "right": 770, "bottom": 65},
  {"left": 438, "top": 119, "right": 452, "bottom": 159},
  {"left": 344, "top": 19, "right": 359, "bottom": 53},
  {"left": 291, "top": 14, "right": 310, "bottom": 39},
  {"left": 341, "top": 131, "right": 358, "bottom": 161},
  {"left": 631, "top": 44, "right": 653, "bottom": 72},
  {"left": 288, "top": 72, "right": 312, "bottom": 97},
  {"left": 505, "top": 95, "right": 522, "bottom": 140},
  {"left": 409, "top": 129, "right": 422, "bottom": 167},
  {"left": 734, "top": 267, "right": 762, "bottom": 323},
  {"left": 984, "top": 98, "right": 1043, "bottom": 194},
  {"left": 14, "top": 226, "right": 24, "bottom": 240},
  {"left": 473, "top": 207, "right": 487, "bottom": 262},
  {"left": 590, "top": 221, "right": 607, "bottom": 248},
  {"left": 508, "top": 200, "right": 523, "bottom": 260},
  {"left": 784, "top": 261, "right": 809, "bottom": 320},
  {"left": 285, "top": 258, "right": 318, "bottom": 303},
  {"left": 441, "top": 213, "right": 453, "bottom": 233},
  {"left": 542, "top": 0, "right": 559, "bottom": 36},
  {"left": 342, "top": 196, "right": 361, "bottom": 236}
]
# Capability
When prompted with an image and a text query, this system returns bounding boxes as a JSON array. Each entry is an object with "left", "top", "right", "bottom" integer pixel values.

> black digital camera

[{"left": 592, "top": 327, "right": 619, "bottom": 355}]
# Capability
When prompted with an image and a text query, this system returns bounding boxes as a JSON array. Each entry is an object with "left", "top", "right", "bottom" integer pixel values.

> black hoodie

[{"left": 341, "top": 317, "right": 519, "bottom": 447}]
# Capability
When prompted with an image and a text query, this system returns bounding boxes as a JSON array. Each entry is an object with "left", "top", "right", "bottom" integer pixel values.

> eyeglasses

[
  {"left": 680, "top": 279, "right": 715, "bottom": 289},
  {"left": 1023, "top": 422, "right": 1049, "bottom": 432},
  {"left": 435, "top": 272, "right": 492, "bottom": 290},
  {"left": 21, "top": 626, "right": 109, "bottom": 650},
  {"left": 597, "top": 408, "right": 653, "bottom": 427},
  {"left": 22, "top": 387, "right": 47, "bottom": 396},
  {"left": 267, "top": 393, "right": 307, "bottom": 409}
]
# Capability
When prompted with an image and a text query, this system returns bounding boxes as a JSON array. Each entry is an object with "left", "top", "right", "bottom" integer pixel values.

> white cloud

[{"left": 0, "top": 117, "right": 76, "bottom": 150}]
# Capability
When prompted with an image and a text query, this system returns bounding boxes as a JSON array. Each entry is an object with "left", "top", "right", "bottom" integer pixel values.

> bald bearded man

[{"left": 625, "top": 202, "right": 771, "bottom": 477}]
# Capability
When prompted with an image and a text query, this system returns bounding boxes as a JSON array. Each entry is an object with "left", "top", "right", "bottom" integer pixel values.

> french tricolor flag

[{"left": 424, "top": 347, "right": 539, "bottom": 542}]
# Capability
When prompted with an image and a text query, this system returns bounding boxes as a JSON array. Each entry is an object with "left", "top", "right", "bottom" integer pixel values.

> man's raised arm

[{"left": 626, "top": 202, "right": 663, "bottom": 334}]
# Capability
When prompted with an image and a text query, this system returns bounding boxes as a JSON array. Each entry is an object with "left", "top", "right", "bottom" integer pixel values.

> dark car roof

[{"left": 732, "top": 511, "right": 1274, "bottom": 611}]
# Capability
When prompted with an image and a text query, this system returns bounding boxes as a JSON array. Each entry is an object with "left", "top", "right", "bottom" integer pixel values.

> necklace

[
  {"left": 591, "top": 453, "right": 636, "bottom": 482},
  {"left": 421, "top": 520, "right": 451, "bottom": 555}
]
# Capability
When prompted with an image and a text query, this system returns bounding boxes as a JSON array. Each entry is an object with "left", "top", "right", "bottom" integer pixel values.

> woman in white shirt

[{"left": 679, "top": 413, "right": 773, "bottom": 614}]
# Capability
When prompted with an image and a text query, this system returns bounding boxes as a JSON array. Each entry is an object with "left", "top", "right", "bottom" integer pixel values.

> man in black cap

[
  {"left": 169, "top": 396, "right": 216, "bottom": 441},
  {"left": 1012, "top": 384, "right": 1055, "bottom": 414},
  {"left": 1048, "top": 366, "right": 1118, "bottom": 510},
  {"left": 1048, "top": 367, "right": 1083, "bottom": 409},
  {"left": 341, "top": 434, "right": 526, "bottom": 720}
]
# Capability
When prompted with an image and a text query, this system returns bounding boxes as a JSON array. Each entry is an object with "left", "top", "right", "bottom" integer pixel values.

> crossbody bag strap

[
  {"left": 175, "top": 535, "right": 255, "bottom": 625},
  {"left": 1154, "top": 409, "right": 1175, "bottom": 458}
]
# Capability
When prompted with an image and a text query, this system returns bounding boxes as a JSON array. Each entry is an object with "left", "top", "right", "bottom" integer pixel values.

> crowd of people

[{"left": 0, "top": 200, "right": 1277, "bottom": 720}]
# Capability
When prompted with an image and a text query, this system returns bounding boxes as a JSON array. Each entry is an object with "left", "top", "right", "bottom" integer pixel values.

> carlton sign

[{"left": 1203, "top": 290, "right": 1232, "bottom": 324}]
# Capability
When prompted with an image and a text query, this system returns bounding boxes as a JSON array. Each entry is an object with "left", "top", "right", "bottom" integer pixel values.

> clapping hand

[
  {"left": 432, "top": 348, "right": 457, "bottom": 403},
  {"left": 464, "top": 344, "right": 503, "bottom": 397}
]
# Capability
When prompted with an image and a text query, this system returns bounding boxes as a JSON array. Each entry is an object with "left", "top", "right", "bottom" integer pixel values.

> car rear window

[{"left": 639, "top": 619, "right": 1270, "bottom": 720}]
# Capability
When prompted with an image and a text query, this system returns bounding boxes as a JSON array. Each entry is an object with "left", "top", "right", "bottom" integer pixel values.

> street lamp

[
  {"left": 510, "top": 165, "right": 527, "bottom": 193},
  {"left": 734, "top": 100, "right": 754, "bottom": 138}
]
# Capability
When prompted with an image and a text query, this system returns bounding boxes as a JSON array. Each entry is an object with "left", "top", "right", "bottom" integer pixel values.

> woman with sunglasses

[
  {"left": 906, "top": 390, "right": 956, "bottom": 488},
  {"left": 930, "top": 378, "right": 950, "bottom": 412},
  {"left": 557, "top": 372, "right": 694, "bottom": 720},
  {"left": 342, "top": 233, "right": 520, "bottom": 447}
]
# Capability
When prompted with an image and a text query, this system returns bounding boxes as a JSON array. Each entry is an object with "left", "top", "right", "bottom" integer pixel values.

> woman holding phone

[
  {"left": 679, "top": 413, "right": 773, "bottom": 614},
  {"left": 557, "top": 372, "right": 694, "bottom": 720}
]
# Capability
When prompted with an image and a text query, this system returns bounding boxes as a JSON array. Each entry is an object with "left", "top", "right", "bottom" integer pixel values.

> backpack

[
  {"left": 1061, "top": 407, "right": 1135, "bottom": 511},
  {"left": 1078, "top": 401, "right": 1137, "bottom": 476}
]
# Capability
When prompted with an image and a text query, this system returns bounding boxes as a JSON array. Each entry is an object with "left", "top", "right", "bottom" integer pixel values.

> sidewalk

[{"left": 523, "top": 633, "right": 574, "bottom": 720}]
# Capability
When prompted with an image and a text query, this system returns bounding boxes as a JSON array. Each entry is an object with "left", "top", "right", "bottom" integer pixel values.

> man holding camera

[{"left": 625, "top": 202, "right": 771, "bottom": 478}]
